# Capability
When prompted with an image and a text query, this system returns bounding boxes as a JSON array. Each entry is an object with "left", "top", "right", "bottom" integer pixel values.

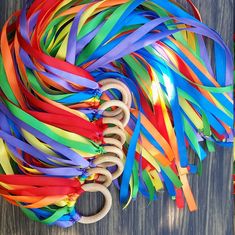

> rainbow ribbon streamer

[{"left": 0, "top": 0, "right": 233, "bottom": 227}]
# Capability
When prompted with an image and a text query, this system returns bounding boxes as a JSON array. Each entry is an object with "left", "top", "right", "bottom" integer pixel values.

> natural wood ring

[
  {"left": 102, "top": 117, "right": 124, "bottom": 130},
  {"left": 103, "top": 137, "right": 123, "bottom": 149},
  {"left": 99, "top": 79, "right": 132, "bottom": 108},
  {"left": 100, "top": 82, "right": 130, "bottom": 106},
  {"left": 103, "top": 127, "right": 126, "bottom": 145},
  {"left": 99, "top": 100, "right": 130, "bottom": 127},
  {"left": 87, "top": 167, "right": 113, "bottom": 187},
  {"left": 103, "top": 145, "right": 124, "bottom": 160},
  {"left": 78, "top": 183, "right": 112, "bottom": 224},
  {"left": 95, "top": 153, "right": 119, "bottom": 168},
  {"left": 93, "top": 156, "right": 124, "bottom": 180}
]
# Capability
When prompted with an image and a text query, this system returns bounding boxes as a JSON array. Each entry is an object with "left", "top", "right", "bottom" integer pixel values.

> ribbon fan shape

[{"left": 0, "top": 0, "right": 233, "bottom": 227}]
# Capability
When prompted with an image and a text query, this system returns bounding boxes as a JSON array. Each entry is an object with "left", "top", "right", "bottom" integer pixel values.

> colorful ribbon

[{"left": 0, "top": 0, "right": 233, "bottom": 227}]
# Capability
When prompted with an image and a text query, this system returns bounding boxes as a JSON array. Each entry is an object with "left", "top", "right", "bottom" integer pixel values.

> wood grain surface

[{"left": 0, "top": 1, "right": 233, "bottom": 235}]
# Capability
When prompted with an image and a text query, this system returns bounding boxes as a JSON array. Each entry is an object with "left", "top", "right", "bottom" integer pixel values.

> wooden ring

[
  {"left": 103, "top": 137, "right": 123, "bottom": 149},
  {"left": 100, "top": 82, "right": 130, "bottom": 106},
  {"left": 103, "top": 145, "right": 124, "bottom": 160},
  {"left": 100, "top": 81, "right": 131, "bottom": 117},
  {"left": 102, "top": 117, "right": 124, "bottom": 130},
  {"left": 93, "top": 156, "right": 124, "bottom": 180},
  {"left": 103, "top": 127, "right": 126, "bottom": 145},
  {"left": 98, "top": 100, "right": 130, "bottom": 127},
  {"left": 95, "top": 153, "right": 118, "bottom": 167},
  {"left": 99, "top": 79, "right": 132, "bottom": 108},
  {"left": 111, "top": 111, "right": 124, "bottom": 122},
  {"left": 87, "top": 167, "right": 113, "bottom": 187},
  {"left": 78, "top": 183, "right": 112, "bottom": 224}
]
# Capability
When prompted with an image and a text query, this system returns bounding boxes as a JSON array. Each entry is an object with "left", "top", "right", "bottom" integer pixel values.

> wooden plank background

[{"left": 0, "top": 0, "right": 233, "bottom": 234}]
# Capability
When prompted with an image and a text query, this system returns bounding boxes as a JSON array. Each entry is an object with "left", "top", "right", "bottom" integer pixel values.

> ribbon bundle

[{"left": 0, "top": 0, "right": 233, "bottom": 227}]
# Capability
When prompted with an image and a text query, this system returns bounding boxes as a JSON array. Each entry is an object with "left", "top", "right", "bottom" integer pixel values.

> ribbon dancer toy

[{"left": 0, "top": 0, "right": 233, "bottom": 227}]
